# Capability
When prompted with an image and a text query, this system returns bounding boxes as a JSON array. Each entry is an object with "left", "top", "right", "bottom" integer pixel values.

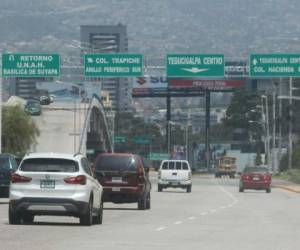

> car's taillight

[
  {"left": 11, "top": 173, "right": 32, "bottom": 183},
  {"left": 188, "top": 171, "right": 192, "bottom": 180},
  {"left": 64, "top": 175, "right": 86, "bottom": 185},
  {"left": 263, "top": 175, "right": 271, "bottom": 181}
]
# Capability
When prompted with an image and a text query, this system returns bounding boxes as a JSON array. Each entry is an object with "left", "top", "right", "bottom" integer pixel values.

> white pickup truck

[{"left": 158, "top": 160, "right": 192, "bottom": 193}]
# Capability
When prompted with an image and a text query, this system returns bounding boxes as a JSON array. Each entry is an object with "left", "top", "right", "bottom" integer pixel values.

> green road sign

[
  {"left": 166, "top": 54, "right": 224, "bottom": 77},
  {"left": 2, "top": 53, "right": 60, "bottom": 77},
  {"left": 84, "top": 54, "right": 143, "bottom": 77},
  {"left": 114, "top": 136, "right": 127, "bottom": 143},
  {"left": 149, "top": 153, "right": 169, "bottom": 161},
  {"left": 250, "top": 54, "right": 300, "bottom": 77},
  {"left": 133, "top": 136, "right": 150, "bottom": 144}
]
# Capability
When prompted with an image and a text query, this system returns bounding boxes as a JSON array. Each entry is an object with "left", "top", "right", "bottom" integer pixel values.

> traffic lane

[
  {"left": 0, "top": 177, "right": 236, "bottom": 250},
  {"left": 155, "top": 177, "right": 300, "bottom": 250}
]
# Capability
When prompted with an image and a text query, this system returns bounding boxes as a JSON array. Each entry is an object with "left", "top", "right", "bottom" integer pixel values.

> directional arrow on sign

[{"left": 181, "top": 67, "right": 209, "bottom": 74}]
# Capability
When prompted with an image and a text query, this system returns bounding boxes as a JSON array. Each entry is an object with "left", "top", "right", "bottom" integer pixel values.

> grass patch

[{"left": 274, "top": 169, "right": 300, "bottom": 184}]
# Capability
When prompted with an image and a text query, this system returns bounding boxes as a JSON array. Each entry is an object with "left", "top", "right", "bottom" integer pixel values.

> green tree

[{"left": 2, "top": 105, "right": 40, "bottom": 156}]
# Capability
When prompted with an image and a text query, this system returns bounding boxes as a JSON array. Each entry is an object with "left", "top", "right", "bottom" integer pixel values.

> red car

[
  {"left": 93, "top": 153, "right": 151, "bottom": 210},
  {"left": 239, "top": 166, "right": 272, "bottom": 193}
]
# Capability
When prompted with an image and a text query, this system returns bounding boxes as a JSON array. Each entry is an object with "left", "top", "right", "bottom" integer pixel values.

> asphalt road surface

[
  {"left": 1, "top": 174, "right": 300, "bottom": 250},
  {"left": 32, "top": 101, "right": 87, "bottom": 154}
]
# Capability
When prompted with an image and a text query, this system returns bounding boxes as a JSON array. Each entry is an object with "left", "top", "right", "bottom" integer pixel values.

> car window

[
  {"left": 20, "top": 158, "right": 79, "bottom": 172},
  {"left": 243, "top": 167, "right": 269, "bottom": 173},
  {"left": 182, "top": 162, "right": 189, "bottom": 170},
  {"left": 169, "top": 161, "right": 175, "bottom": 170},
  {"left": 95, "top": 155, "right": 136, "bottom": 172},
  {"left": 0, "top": 157, "right": 10, "bottom": 170},
  {"left": 161, "top": 162, "right": 168, "bottom": 170},
  {"left": 175, "top": 162, "right": 182, "bottom": 170}
]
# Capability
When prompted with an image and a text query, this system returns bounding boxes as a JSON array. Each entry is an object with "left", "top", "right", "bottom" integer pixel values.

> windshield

[
  {"left": 27, "top": 102, "right": 40, "bottom": 107},
  {"left": 95, "top": 155, "right": 136, "bottom": 172},
  {"left": 0, "top": 157, "right": 10, "bottom": 170},
  {"left": 20, "top": 158, "right": 78, "bottom": 172}
]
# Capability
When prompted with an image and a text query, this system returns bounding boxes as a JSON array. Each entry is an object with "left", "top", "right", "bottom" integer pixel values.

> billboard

[
  {"left": 168, "top": 79, "right": 245, "bottom": 90},
  {"left": 132, "top": 76, "right": 168, "bottom": 95}
]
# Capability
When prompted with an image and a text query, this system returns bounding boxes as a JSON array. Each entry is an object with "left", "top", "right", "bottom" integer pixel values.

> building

[{"left": 80, "top": 24, "right": 131, "bottom": 112}]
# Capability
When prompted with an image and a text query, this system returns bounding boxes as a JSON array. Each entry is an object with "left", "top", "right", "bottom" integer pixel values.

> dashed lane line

[
  {"left": 156, "top": 227, "right": 166, "bottom": 231},
  {"left": 174, "top": 221, "right": 183, "bottom": 225}
]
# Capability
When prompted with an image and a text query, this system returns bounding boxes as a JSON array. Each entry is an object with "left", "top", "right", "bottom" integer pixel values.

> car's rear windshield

[
  {"left": 243, "top": 167, "right": 269, "bottom": 173},
  {"left": 161, "top": 161, "right": 189, "bottom": 170},
  {"left": 20, "top": 158, "right": 78, "bottom": 172},
  {"left": 95, "top": 155, "right": 136, "bottom": 172},
  {"left": 0, "top": 157, "right": 10, "bottom": 170}
]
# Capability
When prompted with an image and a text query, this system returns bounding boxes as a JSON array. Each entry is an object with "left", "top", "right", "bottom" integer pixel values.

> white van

[{"left": 158, "top": 160, "right": 192, "bottom": 193}]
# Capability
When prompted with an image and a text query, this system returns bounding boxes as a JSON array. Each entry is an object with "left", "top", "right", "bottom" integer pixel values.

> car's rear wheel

[
  {"left": 230, "top": 174, "right": 235, "bottom": 179},
  {"left": 186, "top": 185, "right": 192, "bottom": 193},
  {"left": 93, "top": 200, "right": 103, "bottom": 225},
  {"left": 158, "top": 185, "right": 163, "bottom": 192},
  {"left": 23, "top": 214, "right": 34, "bottom": 224},
  {"left": 239, "top": 187, "right": 244, "bottom": 192},
  {"left": 80, "top": 198, "right": 93, "bottom": 226},
  {"left": 146, "top": 193, "right": 151, "bottom": 209},
  {"left": 9, "top": 206, "right": 21, "bottom": 225},
  {"left": 138, "top": 194, "right": 147, "bottom": 210},
  {"left": 266, "top": 188, "right": 271, "bottom": 193}
]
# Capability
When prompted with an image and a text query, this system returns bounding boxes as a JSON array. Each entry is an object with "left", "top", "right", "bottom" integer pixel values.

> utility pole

[{"left": 288, "top": 77, "right": 293, "bottom": 169}]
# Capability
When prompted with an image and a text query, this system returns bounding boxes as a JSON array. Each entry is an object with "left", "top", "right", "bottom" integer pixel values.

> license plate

[
  {"left": 112, "top": 187, "right": 121, "bottom": 192},
  {"left": 253, "top": 177, "right": 260, "bottom": 181},
  {"left": 170, "top": 182, "right": 179, "bottom": 186},
  {"left": 112, "top": 177, "right": 122, "bottom": 183},
  {"left": 40, "top": 180, "right": 55, "bottom": 189}
]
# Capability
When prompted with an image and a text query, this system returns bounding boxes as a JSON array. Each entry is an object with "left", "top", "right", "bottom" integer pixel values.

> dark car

[
  {"left": 40, "top": 95, "right": 51, "bottom": 105},
  {"left": 0, "top": 154, "right": 18, "bottom": 197},
  {"left": 239, "top": 166, "right": 272, "bottom": 193},
  {"left": 93, "top": 153, "right": 151, "bottom": 210},
  {"left": 24, "top": 100, "right": 42, "bottom": 116}
]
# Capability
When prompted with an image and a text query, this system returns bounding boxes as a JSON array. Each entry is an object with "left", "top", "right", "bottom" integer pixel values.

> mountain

[{"left": 1, "top": 0, "right": 300, "bottom": 60}]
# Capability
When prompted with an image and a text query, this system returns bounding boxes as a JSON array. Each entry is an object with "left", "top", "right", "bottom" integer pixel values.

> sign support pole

[
  {"left": 166, "top": 93, "right": 171, "bottom": 155},
  {"left": 205, "top": 90, "right": 211, "bottom": 170}
]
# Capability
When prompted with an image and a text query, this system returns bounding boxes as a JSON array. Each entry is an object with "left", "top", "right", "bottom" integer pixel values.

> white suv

[
  {"left": 158, "top": 160, "right": 192, "bottom": 193},
  {"left": 9, "top": 153, "right": 103, "bottom": 226}
]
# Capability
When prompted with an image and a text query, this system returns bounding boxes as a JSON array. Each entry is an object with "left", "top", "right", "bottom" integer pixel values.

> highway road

[
  {"left": 32, "top": 101, "right": 87, "bottom": 154},
  {"left": 1, "top": 174, "right": 300, "bottom": 250}
]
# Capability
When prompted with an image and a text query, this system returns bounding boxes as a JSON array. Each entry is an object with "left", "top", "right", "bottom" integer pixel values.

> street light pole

[
  {"left": 262, "top": 95, "right": 270, "bottom": 170},
  {"left": 272, "top": 82, "right": 277, "bottom": 172},
  {"left": 278, "top": 78, "right": 282, "bottom": 170},
  {"left": 288, "top": 77, "right": 293, "bottom": 169}
]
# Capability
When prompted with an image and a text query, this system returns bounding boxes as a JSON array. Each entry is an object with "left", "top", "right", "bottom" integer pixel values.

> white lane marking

[
  {"left": 156, "top": 227, "right": 166, "bottom": 231},
  {"left": 227, "top": 204, "right": 233, "bottom": 208},
  {"left": 200, "top": 212, "right": 208, "bottom": 216},
  {"left": 188, "top": 216, "right": 196, "bottom": 220},
  {"left": 174, "top": 221, "right": 183, "bottom": 225},
  {"left": 210, "top": 209, "right": 217, "bottom": 213},
  {"left": 220, "top": 206, "right": 227, "bottom": 209}
]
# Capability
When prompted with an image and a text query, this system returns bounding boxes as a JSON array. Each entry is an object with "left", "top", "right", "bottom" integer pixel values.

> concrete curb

[{"left": 271, "top": 184, "right": 300, "bottom": 193}]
